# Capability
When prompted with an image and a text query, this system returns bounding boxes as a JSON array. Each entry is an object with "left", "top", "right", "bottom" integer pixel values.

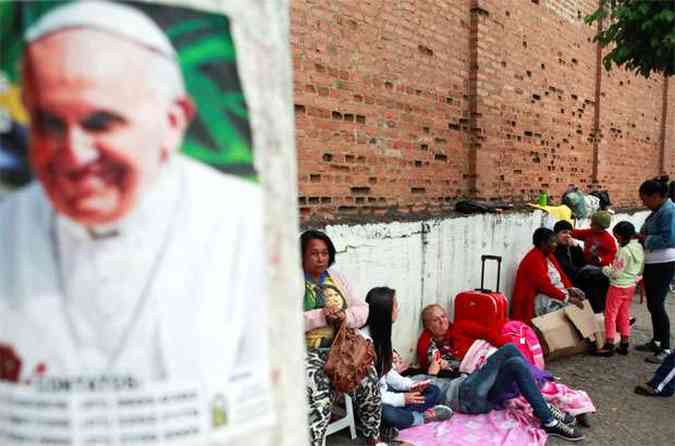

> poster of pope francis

[{"left": 0, "top": 1, "right": 274, "bottom": 444}]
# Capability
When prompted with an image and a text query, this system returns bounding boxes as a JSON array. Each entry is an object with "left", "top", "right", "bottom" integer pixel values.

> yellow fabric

[
  {"left": 528, "top": 204, "right": 574, "bottom": 224},
  {"left": 304, "top": 275, "right": 348, "bottom": 349}
]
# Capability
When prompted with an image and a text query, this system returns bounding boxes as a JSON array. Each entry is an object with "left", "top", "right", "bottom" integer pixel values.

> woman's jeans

[
  {"left": 382, "top": 384, "right": 442, "bottom": 430},
  {"left": 465, "top": 344, "right": 554, "bottom": 424},
  {"left": 644, "top": 262, "right": 675, "bottom": 350}
]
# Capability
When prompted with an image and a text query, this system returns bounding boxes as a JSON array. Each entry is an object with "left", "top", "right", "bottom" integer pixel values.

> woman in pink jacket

[{"left": 301, "top": 230, "right": 383, "bottom": 446}]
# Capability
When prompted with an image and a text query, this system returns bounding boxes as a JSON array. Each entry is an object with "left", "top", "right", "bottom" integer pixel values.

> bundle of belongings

[
  {"left": 455, "top": 200, "right": 514, "bottom": 214},
  {"left": 562, "top": 187, "right": 611, "bottom": 219}
]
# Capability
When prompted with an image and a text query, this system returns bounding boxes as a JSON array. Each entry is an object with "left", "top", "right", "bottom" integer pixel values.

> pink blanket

[{"left": 398, "top": 381, "right": 594, "bottom": 446}]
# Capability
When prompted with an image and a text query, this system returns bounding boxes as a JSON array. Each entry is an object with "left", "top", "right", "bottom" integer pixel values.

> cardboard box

[{"left": 531, "top": 300, "right": 600, "bottom": 358}]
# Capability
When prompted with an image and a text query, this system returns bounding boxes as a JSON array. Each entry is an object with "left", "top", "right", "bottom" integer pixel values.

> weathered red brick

[{"left": 292, "top": 0, "right": 672, "bottom": 223}]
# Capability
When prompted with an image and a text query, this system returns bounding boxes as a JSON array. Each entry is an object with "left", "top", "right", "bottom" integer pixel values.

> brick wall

[{"left": 292, "top": 0, "right": 673, "bottom": 223}]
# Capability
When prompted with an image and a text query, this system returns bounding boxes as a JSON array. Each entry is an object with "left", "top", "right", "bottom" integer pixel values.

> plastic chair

[{"left": 323, "top": 393, "right": 357, "bottom": 446}]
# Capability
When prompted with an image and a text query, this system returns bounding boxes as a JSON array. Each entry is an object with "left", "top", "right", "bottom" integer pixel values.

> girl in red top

[
  {"left": 571, "top": 211, "right": 618, "bottom": 267},
  {"left": 572, "top": 211, "right": 618, "bottom": 313}
]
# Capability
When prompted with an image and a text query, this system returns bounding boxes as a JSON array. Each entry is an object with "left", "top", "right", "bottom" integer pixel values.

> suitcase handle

[{"left": 476, "top": 255, "right": 502, "bottom": 293}]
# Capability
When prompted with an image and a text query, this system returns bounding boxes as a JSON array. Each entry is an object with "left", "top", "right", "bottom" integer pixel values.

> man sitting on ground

[{"left": 511, "top": 228, "right": 585, "bottom": 323}]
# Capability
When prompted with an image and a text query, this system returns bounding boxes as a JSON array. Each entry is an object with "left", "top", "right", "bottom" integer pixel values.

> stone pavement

[{"left": 327, "top": 293, "right": 675, "bottom": 446}]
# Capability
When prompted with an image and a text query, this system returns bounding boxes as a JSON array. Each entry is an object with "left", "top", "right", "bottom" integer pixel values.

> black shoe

[
  {"left": 576, "top": 413, "right": 591, "bottom": 428},
  {"left": 591, "top": 342, "right": 615, "bottom": 357},
  {"left": 617, "top": 342, "right": 629, "bottom": 355},
  {"left": 635, "top": 340, "right": 659, "bottom": 353},
  {"left": 423, "top": 405, "right": 454, "bottom": 423},
  {"left": 634, "top": 383, "right": 669, "bottom": 397},
  {"left": 646, "top": 349, "right": 672, "bottom": 364},
  {"left": 547, "top": 403, "right": 577, "bottom": 426},
  {"left": 544, "top": 420, "right": 585, "bottom": 442},
  {"left": 380, "top": 426, "right": 399, "bottom": 442}
]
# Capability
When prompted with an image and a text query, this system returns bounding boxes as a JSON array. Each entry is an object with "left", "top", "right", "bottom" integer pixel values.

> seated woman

[
  {"left": 365, "top": 288, "right": 585, "bottom": 442},
  {"left": 553, "top": 220, "right": 586, "bottom": 286},
  {"left": 301, "top": 230, "right": 383, "bottom": 446},
  {"left": 416, "top": 304, "right": 509, "bottom": 371},
  {"left": 511, "top": 227, "right": 585, "bottom": 323},
  {"left": 361, "top": 287, "right": 455, "bottom": 432}
]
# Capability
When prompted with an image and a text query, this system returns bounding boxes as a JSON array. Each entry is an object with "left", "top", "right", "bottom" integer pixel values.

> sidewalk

[{"left": 328, "top": 293, "right": 675, "bottom": 445}]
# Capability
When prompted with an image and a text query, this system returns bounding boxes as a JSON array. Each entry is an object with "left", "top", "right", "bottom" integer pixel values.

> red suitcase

[{"left": 452, "top": 255, "right": 509, "bottom": 356}]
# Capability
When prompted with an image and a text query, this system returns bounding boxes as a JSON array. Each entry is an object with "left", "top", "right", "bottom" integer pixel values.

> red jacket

[
  {"left": 571, "top": 228, "right": 617, "bottom": 266},
  {"left": 416, "top": 320, "right": 509, "bottom": 369},
  {"left": 510, "top": 247, "right": 572, "bottom": 323}
]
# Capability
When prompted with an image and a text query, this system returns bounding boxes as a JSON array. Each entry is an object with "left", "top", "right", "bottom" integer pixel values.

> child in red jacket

[
  {"left": 572, "top": 211, "right": 617, "bottom": 313},
  {"left": 571, "top": 211, "right": 618, "bottom": 267}
]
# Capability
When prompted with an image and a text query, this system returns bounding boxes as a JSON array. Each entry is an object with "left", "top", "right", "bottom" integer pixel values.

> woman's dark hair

[
  {"left": 613, "top": 221, "right": 636, "bottom": 241},
  {"left": 365, "top": 287, "right": 396, "bottom": 377},
  {"left": 300, "top": 230, "right": 336, "bottom": 267},
  {"left": 639, "top": 179, "right": 668, "bottom": 198},
  {"left": 553, "top": 220, "right": 573, "bottom": 233},
  {"left": 533, "top": 227, "right": 555, "bottom": 247}
]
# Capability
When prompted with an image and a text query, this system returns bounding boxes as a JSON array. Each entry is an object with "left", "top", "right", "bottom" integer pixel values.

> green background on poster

[{"left": 0, "top": 0, "right": 254, "bottom": 187}]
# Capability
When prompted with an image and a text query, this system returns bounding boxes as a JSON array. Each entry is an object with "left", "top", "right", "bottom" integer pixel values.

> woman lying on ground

[
  {"left": 416, "top": 303, "right": 510, "bottom": 372},
  {"left": 415, "top": 304, "right": 594, "bottom": 428},
  {"left": 365, "top": 287, "right": 586, "bottom": 442}
]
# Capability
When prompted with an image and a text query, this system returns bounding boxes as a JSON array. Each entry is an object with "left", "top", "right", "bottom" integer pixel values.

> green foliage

[
  {"left": 585, "top": 0, "right": 675, "bottom": 77},
  {"left": 0, "top": 0, "right": 254, "bottom": 177}
]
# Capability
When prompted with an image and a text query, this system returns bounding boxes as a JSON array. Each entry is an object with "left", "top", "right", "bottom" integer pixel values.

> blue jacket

[{"left": 641, "top": 199, "right": 675, "bottom": 251}]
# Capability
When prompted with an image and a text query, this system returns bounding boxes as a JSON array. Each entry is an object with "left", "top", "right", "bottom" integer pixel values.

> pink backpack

[
  {"left": 501, "top": 321, "right": 545, "bottom": 370},
  {"left": 459, "top": 340, "right": 497, "bottom": 374}
]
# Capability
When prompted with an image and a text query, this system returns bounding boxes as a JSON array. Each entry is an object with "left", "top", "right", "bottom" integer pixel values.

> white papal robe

[{"left": 0, "top": 155, "right": 272, "bottom": 440}]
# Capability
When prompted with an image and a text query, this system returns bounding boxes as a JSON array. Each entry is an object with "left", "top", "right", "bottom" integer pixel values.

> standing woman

[
  {"left": 637, "top": 180, "right": 675, "bottom": 363},
  {"left": 300, "top": 230, "right": 383, "bottom": 446}
]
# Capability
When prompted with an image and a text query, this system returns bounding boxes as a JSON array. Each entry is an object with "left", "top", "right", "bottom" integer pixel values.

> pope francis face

[{"left": 22, "top": 29, "right": 193, "bottom": 226}]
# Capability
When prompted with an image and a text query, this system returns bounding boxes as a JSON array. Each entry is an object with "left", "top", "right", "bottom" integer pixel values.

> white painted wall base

[{"left": 325, "top": 210, "right": 650, "bottom": 362}]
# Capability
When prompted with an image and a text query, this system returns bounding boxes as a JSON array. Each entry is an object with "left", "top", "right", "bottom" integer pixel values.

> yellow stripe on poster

[{"left": 0, "top": 84, "right": 29, "bottom": 125}]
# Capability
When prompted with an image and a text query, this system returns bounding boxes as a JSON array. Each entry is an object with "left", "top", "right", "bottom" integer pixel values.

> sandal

[{"left": 634, "top": 383, "right": 666, "bottom": 397}]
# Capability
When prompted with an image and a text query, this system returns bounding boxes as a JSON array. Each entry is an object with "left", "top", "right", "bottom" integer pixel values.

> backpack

[
  {"left": 459, "top": 339, "right": 497, "bottom": 374},
  {"left": 501, "top": 320, "right": 545, "bottom": 370}
]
